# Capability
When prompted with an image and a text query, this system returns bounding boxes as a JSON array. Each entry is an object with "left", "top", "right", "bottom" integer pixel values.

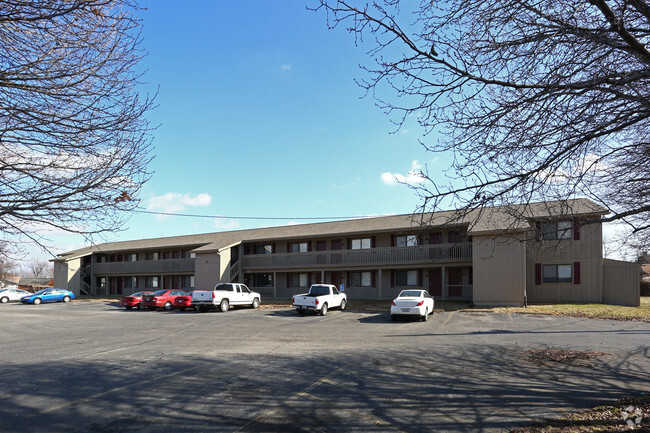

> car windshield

[
  {"left": 33, "top": 289, "right": 48, "bottom": 295},
  {"left": 398, "top": 290, "right": 422, "bottom": 298},
  {"left": 152, "top": 290, "right": 167, "bottom": 296},
  {"left": 130, "top": 292, "right": 146, "bottom": 297}
]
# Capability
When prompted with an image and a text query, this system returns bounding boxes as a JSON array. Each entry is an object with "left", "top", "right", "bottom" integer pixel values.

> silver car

[{"left": 0, "top": 288, "right": 32, "bottom": 303}]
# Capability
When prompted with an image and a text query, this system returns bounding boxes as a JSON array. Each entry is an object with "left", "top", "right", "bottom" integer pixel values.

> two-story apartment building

[{"left": 53, "top": 199, "right": 640, "bottom": 306}]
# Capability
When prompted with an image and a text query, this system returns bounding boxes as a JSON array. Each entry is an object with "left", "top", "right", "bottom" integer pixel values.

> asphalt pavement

[{"left": 0, "top": 301, "right": 648, "bottom": 432}]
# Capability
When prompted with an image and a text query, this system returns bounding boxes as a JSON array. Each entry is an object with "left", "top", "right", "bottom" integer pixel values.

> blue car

[{"left": 20, "top": 288, "right": 75, "bottom": 305}]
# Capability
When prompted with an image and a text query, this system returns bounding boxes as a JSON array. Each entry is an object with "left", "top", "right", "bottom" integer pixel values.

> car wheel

[
  {"left": 340, "top": 300, "right": 346, "bottom": 311},
  {"left": 163, "top": 302, "right": 172, "bottom": 311},
  {"left": 63, "top": 296, "right": 71, "bottom": 303},
  {"left": 422, "top": 309, "right": 428, "bottom": 321},
  {"left": 125, "top": 306, "right": 133, "bottom": 310},
  {"left": 137, "top": 303, "right": 143, "bottom": 310},
  {"left": 0, "top": 296, "right": 8, "bottom": 303},
  {"left": 320, "top": 303, "right": 328, "bottom": 316},
  {"left": 33, "top": 298, "right": 42, "bottom": 305},
  {"left": 219, "top": 299, "right": 229, "bottom": 312},
  {"left": 252, "top": 298, "right": 260, "bottom": 309}
]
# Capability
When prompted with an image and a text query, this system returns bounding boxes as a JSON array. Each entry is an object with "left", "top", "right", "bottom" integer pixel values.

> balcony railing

[
  {"left": 93, "top": 258, "right": 195, "bottom": 275},
  {"left": 242, "top": 242, "right": 472, "bottom": 270}
]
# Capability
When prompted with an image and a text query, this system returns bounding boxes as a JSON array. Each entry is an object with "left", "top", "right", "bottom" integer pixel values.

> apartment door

[
  {"left": 330, "top": 271, "right": 342, "bottom": 288},
  {"left": 429, "top": 268, "right": 442, "bottom": 297},
  {"left": 448, "top": 268, "right": 463, "bottom": 297}
]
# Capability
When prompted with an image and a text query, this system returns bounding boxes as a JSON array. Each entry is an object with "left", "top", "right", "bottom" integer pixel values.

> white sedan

[
  {"left": 390, "top": 290, "right": 435, "bottom": 321},
  {"left": 0, "top": 288, "right": 32, "bottom": 303}
]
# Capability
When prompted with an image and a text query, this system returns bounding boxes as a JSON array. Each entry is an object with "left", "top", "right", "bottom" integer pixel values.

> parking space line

[{"left": 442, "top": 311, "right": 456, "bottom": 325}]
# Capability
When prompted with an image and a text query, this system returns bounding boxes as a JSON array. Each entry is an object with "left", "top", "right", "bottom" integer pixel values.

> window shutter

[
  {"left": 574, "top": 262, "right": 581, "bottom": 284},
  {"left": 347, "top": 238, "right": 351, "bottom": 249},
  {"left": 371, "top": 271, "right": 376, "bottom": 288},
  {"left": 535, "top": 263, "right": 542, "bottom": 285},
  {"left": 390, "top": 235, "right": 395, "bottom": 247},
  {"left": 535, "top": 222, "right": 542, "bottom": 242},
  {"left": 307, "top": 241, "right": 312, "bottom": 252},
  {"left": 272, "top": 243, "right": 275, "bottom": 253},
  {"left": 371, "top": 236, "right": 376, "bottom": 248},
  {"left": 286, "top": 274, "right": 290, "bottom": 288},
  {"left": 287, "top": 242, "right": 291, "bottom": 253},
  {"left": 390, "top": 270, "right": 395, "bottom": 287},
  {"left": 418, "top": 269, "right": 423, "bottom": 287},
  {"left": 573, "top": 220, "right": 580, "bottom": 241}
]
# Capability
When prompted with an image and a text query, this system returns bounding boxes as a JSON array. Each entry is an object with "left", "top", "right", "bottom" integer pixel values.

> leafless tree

[
  {"left": 0, "top": 1, "right": 155, "bottom": 259},
  {"left": 314, "top": 0, "right": 650, "bottom": 245},
  {"left": 27, "top": 259, "right": 51, "bottom": 279}
]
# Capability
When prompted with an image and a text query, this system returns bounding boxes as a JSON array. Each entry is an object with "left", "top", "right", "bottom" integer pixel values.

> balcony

[
  {"left": 241, "top": 242, "right": 472, "bottom": 270},
  {"left": 93, "top": 258, "right": 195, "bottom": 275}
]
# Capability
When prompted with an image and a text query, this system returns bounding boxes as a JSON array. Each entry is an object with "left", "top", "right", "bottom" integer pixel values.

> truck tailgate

[
  {"left": 192, "top": 291, "right": 213, "bottom": 302},
  {"left": 293, "top": 296, "right": 317, "bottom": 306}
]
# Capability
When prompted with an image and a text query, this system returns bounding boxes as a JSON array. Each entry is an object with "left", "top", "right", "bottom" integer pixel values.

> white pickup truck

[
  {"left": 192, "top": 283, "right": 261, "bottom": 313},
  {"left": 292, "top": 284, "right": 347, "bottom": 316}
]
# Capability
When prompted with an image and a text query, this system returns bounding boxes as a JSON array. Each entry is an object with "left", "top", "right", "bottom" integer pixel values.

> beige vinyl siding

[
  {"left": 472, "top": 235, "right": 526, "bottom": 306},
  {"left": 603, "top": 259, "right": 640, "bottom": 306},
  {"left": 194, "top": 252, "right": 220, "bottom": 291},
  {"left": 527, "top": 221, "right": 603, "bottom": 303}
]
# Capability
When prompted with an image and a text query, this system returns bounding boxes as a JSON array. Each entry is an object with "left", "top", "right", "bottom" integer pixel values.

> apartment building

[{"left": 53, "top": 199, "right": 640, "bottom": 306}]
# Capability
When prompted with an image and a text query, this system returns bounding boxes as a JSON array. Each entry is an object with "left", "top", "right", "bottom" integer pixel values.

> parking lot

[{"left": 0, "top": 301, "right": 648, "bottom": 432}]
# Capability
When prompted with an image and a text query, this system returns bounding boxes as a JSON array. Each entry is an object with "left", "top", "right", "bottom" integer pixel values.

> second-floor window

[
  {"left": 396, "top": 235, "right": 419, "bottom": 247},
  {"left": 351, "top": 238, "right": 371, "bottom": 249},
  {"left": 290, "top": 242, "right": 308, "bottom": 253},
  {"left": 256, "top": 244, "right": 273, "bottom": 254},
  {"left": 145, "top": 252, "right": 159, "bottom": 261},
  {"left": 542, "top": 221, "right": 573, "bottom": 240}
]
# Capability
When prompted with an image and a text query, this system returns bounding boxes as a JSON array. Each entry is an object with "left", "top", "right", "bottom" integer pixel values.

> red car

[
  {"left": 120, "top": 291, "right": 153, "bottom": 310},
  {"left": 172, "top": 291, "right": 195, "bottom": 311},
  {"left": 141, "top": 289, "right": 189, "bottom": 311}
]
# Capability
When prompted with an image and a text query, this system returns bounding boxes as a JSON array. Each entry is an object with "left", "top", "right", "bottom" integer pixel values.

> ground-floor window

[
  {"left": 351, "top": 271, "right": 372, "bottom": 287},
  {"left": 145, "top": 276, "right": 159, "bottom": 289},
  {"left": 396, "top": 270, "right": 418, "bottom": 286},
  {"left": 290, "top": 273, "right": 308, "bottom": 288},
  {"left": 543, "top": 264, "right": 573, "bottom": 283},
  {"left": 249, "top": 273, "right": 273, "bottom": 287}
]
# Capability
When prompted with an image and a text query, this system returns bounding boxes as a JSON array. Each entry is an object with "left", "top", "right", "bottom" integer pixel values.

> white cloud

[
  {"left": 381, "top": 160, "right": 427, "bottom": 186},
  {"left": 147, "top": 193, "right": 211, "bottom": 220},
  {"left": 281, "top": 64, "right": 292, "bottom": 71}
]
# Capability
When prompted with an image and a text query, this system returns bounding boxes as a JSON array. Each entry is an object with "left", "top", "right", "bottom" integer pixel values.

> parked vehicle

[
  {"left": 20, "top": 288, "right": 75, "bottom": 305},
  {"left": 120, "top": 291, "right": 153, "bottom": 310},
  {"left": 0, "top": 288, "right": 31, "bottom": 303},
  {"left": 141, "top": 290, "right": 189, "bottom": 311},
  {"left": 292, "top": 284, "right": 347, "bottom": 316},
  {"left": 172, "top": 291, "right": 195, "bottom": 311},
  {"left": 192, "top": 283, "right": 260, "bottom": 313},
  {"left": 390, "top": 289, "right": 434, "bottom": 321}
]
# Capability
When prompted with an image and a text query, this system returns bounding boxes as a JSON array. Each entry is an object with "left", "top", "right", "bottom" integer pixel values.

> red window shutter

[
  {"left": 271, "top": 243, "right": 275, "bottom": 253},
  {"left": 371, "top": 236, "right": 376, "bottom": 248},
  {"left": 535, "top": 222, "right": 542, "bottom": 242},
  {"left": 390, "top": 270, "right": 395, "bottom": 287},
  {"left": 535, "top": 263, "right": 542, "bottom": 285},
  {"left": 418, "top": 269, "right": 423, "bottom": 287},
  {"left": 347, "top": 238, "right": 351, "bottom": 249},
  {"left": 371, "top": 271, "right": 376, "bottom": 288},
  {"left": 287, "top": 274, "right": 290, "bottom": 288},
  {"left": 573, "top": 220, "right": 580, "bottom": 241},
  {"left": 390, "top": 235, "right": 395, "bottom": 247},
  {"left": 574, "top": 262, "right": 581, "bottom": 284},
  {"left": 307, "top": 242, "right": 312, "bottom": 252}
]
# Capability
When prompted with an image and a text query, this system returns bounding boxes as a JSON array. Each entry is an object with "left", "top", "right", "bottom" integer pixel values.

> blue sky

[{"left": 46, "top": 1, "right": 442, "bottom": 257}]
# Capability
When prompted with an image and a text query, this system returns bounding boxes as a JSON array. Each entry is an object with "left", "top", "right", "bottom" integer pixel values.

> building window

[
  {"left": 542, "top": 221, "right": 573, "bottom": 240},
  {"left": 251, "top": 273, "right": 273, "bottom": 287},
  {"left": 543, "top": 264, "right": 573, "bottom": 283},
  {"left": 145, "top": 276, "right": 159, "bottom": 288},
  {"left": 396, "top": 270, "right": 418, "bottom": 286},
  {"left": 396, "top": 235, "right": 419, "bottom": 247},
  {"left": 351, "top": 271, "right": 372, "bottom": 287},
  {"left": 290, "top": 242, "right": 308, "bottom": 253},
  {"left": 256, "top": 244, "right": 273, "bottom": 254},
  {"left": 351, "top": 238, "right": 371, "bottom": 249},
  {"left": 290, "top": 273, "right": 308, "bottom": 287},
  {"left": 145, "top": 251, "right": 159, "bottom": 261},
  {"left": 124, "top": 276, "right": 136, "bottom": 289}
]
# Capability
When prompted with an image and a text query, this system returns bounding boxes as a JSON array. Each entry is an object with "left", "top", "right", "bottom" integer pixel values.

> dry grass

[{"left": 493, "top": 297, "right": 650, "bottom": 323}]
